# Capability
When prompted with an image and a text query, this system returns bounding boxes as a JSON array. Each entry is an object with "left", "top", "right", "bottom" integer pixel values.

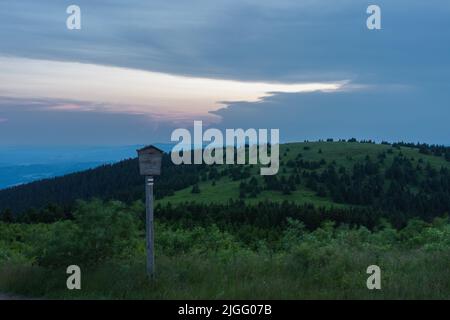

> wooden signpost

[{"left": 137, "top": 145, "right": 163, "bottom": 277}]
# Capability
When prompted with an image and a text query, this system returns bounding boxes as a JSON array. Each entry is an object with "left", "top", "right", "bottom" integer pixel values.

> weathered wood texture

[
  {"left": 145, "top": 176, "right": 155, "bottom": 277},
  {"left": 137, "top": 146, "right": 163, "bottom": 176}
]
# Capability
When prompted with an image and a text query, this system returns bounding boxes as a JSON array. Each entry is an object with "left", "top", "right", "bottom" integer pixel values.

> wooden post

[
  {"left": 137, "top": 145, "right": 163, "bottom": 279},
  {"left": 145, "top": 176, "right": 155, "bottom": 277}
]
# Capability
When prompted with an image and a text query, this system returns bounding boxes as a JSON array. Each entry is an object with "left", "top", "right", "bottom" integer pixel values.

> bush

[{"left": 33, "top": 200, "right": 141, "bottom": 267}]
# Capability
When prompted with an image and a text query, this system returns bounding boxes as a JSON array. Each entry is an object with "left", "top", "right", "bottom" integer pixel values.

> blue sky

[{"left": 0, "top": 0, "right": 449, "bottom": 145}]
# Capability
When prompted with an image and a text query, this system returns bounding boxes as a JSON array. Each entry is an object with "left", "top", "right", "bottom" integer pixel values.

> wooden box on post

[{"left": 137, "top": 145, "right": 163, "bottom": 176}]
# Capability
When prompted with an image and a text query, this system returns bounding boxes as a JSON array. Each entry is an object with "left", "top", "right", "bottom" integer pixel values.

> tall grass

[
  {"left": 1, "top": 200, "right": 450, "bottom": 299},
  {"left": 2, "top": 249, "right": 450, "bottom": 299}
]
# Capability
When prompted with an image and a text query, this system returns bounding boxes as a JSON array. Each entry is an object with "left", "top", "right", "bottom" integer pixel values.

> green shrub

[{"left": 32, "top": 200, "right": 141, "bottom": 267}]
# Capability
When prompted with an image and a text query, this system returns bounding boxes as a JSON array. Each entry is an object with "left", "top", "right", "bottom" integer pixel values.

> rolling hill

[
  {"left": 1, "top": 140, "right": 450, "bottom": 228},
  {"left": 159, "top": 141, "right": 450, "bottom": 206}
]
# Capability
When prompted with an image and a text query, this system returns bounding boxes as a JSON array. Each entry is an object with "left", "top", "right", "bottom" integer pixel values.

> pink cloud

[
  {"left": 0, "top": 118, "right": 8, "bottom": 123},
  {"left": 46, "top": 104, "right": 95, "bottom": 112}
]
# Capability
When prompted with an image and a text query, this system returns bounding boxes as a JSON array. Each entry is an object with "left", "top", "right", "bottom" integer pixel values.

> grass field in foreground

[{"left": 2, "top": 217, "right": 450, "bottom": 300}]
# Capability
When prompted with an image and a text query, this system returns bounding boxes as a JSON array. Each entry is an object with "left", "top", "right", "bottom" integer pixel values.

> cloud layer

[{"left": 0, "top": 0, "right": 449, "bottom": 145}]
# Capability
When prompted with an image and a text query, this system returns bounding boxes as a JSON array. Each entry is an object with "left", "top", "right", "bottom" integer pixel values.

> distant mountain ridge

[
  {"left": 0, "top": 143, "right": 175, "bottom": 189},
  {"left": 0, "top": 162, "right": 104, "bottom": 189}
]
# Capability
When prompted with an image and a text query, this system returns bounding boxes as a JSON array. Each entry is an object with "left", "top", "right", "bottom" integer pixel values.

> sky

[{"left": 0, "top": 0, "right": 449, "bottom": 146}]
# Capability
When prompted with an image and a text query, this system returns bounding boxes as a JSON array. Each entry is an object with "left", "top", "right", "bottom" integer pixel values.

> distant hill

[
  {"left": 0, "top": 153, "right": 204, "bottom": 214},
  {"left": 1, "top": 141, "right": 450, "bottom": 227},
  {"left": 0, "top": 162, "right": 104, "bottom": 189},
  {"left": 0, "top": 143, "right": 175, "bottom": 189}
]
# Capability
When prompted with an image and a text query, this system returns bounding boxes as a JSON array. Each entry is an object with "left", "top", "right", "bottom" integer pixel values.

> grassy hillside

[
  {"left": 159, "top": 141, "right": 450, "bottom": 206},
  {"left": 2, "top": 140, "right": 450, "bottom": 225}
]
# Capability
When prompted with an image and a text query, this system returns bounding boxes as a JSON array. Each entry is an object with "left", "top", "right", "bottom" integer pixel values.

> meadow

[
  {"left": 2, "top": 141, "right": 450, "bottom": 299},
  {"left": 1, "top": 199, "right": 450, "bottom": 299}
]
